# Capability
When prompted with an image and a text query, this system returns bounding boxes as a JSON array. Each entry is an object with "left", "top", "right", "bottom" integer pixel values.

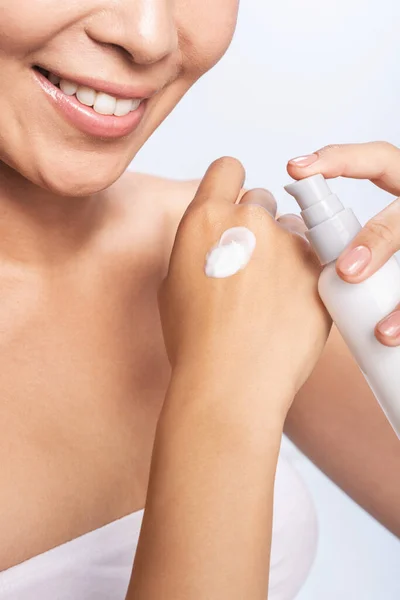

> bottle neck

[{"left": 305, "top": 208, "right": 362, "bottom": 266}]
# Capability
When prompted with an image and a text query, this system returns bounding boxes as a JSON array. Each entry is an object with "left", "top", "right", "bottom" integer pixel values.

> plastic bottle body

[
  {"left": 285, "top": 173, "right": 400, "bottom": 437},
  {"left": 319, "top": 257, "right": 400, "bottom": 437}
]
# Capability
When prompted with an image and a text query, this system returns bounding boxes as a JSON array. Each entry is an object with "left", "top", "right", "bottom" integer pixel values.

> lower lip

[{"left": 33, "top": 69, "right": 147, "bottom": 139}]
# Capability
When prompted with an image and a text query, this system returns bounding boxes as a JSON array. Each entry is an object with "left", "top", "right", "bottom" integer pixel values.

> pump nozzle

[
  {"left": 284, "top": 174, "right": 362, "bottom": 265},
  {"left": 285, "top": 174, "right": 332, "bottom": 210}
]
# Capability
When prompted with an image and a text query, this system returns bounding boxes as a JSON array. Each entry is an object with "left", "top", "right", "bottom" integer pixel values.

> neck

[{"left": 0, "top": 162, "right": 108, "bottom": 267}]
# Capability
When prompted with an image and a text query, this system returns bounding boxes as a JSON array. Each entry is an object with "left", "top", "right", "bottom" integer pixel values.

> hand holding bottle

[{"left": 288, "top": 141, "right": 400, "bottom": 347}]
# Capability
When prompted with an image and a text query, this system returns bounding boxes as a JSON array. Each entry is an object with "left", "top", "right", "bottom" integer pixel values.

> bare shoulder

[
  {"left": 118, "top": 170, "right": 200, "bottom": 226},
  {"left": 105, "top": 171, "right": 201, "bottom": 274},
  {"left": 113, "top": 170, "right": 249, "bottom": 238}
]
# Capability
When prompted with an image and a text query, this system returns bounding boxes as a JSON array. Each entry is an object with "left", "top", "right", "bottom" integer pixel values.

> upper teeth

[{"left": 47, "top": 73, "right": 142, "bottom": 117}]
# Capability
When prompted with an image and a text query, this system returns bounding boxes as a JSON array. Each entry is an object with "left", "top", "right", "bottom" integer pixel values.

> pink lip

[{"left": 33, "top": 69, "right": 148, "bottom": 139}]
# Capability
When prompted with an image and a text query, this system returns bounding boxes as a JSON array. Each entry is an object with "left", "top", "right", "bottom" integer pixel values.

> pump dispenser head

[
  {"left": 285, "top": 175, "right": 332, "bottom": 210},
  {"left": 285, "top": 174, "right": 362, "bottom": 265}
]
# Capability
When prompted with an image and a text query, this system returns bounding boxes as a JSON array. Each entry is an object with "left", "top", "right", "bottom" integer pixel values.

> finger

[
  {"left": 287, "top": 142, "right": 400, "bottom": 196},
  {"left": 239, "top": 188, "right": 278, "bottom": 217},
  {"left": 335, "top": 197, "right": 400, "bottom": 282},
  {"left": 190, "top": 157, "right": 246, "bottom": 208},
  {"left": 277, "top": 214, "right": 308, "bottom": 239},
  {"left": 376, "top": 307, "right": 400, "bottom": 347}
]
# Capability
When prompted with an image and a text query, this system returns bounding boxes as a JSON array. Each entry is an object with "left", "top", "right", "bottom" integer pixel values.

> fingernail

[
  {"left": 256, "top": 189, "right": 277, "bottom": 216},
  {"left": 337, "top": 246, "right": 372, "bottom": 276},
  {"left": 243, "top": 189, "right": 277, "bottom": 217},
  {"left": 290, "top": 214, "right": 305, "bottom": 223},
  {"left": 377, "top": 312, "right": 400, "bottom": 338},
  {"left": 288, "top": 154, "right": 319, "bottom": 168},
  {"left": 284, "top": 214, "right": 306, "bottom": 229}
]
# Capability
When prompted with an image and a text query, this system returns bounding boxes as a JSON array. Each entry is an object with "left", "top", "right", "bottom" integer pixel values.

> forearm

[
  {"left": 127, "top": 366, "right": 287, "bottom": 600},
  {"left": 286, "top": 326, "right": 400, "bottom": 537}
]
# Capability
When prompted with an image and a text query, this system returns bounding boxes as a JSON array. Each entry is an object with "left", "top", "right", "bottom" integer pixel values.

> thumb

[{"left": 334, "top": 198, "right": 400, "bottom": 283}]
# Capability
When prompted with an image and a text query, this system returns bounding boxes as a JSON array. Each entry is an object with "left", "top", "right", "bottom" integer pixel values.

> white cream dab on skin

[{"left": 205, "top": 227, "right": 257, "bottom": 279}]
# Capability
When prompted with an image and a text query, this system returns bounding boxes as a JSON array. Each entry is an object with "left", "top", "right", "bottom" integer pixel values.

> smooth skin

[
  {"left": 129, "top": 159, "right": 330, "bottom": 599},
  {"left": 0, "top": 0, "right": 399, "bottom": 595},
  {"left": 0, "top": 0, "right": 241, "bottom": 571}
]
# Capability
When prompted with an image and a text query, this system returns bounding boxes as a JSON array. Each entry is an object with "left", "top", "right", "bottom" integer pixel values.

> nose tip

[
  {"left": 133, "top": 34, "right": 178, "bottom": 66},
  {"left": 86, "top": 3, "right": 179, "bottom": 66},
  {"left": 134, "top": 11, "right": 178, "bottom": 65}
]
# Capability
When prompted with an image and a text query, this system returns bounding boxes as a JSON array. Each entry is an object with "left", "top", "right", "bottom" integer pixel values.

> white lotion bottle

[{"left": 285, "top": 175, "right": 400, "bottom": 439}]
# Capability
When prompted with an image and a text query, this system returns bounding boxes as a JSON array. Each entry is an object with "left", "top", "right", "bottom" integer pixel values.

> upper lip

[{"left": 35, "top": 64, "right": 159, "bottom": 101}]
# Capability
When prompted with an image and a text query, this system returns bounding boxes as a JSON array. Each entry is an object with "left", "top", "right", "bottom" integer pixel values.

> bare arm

[
  {"left": 286, "top": 326, "right": 400, "bottom": 537},
  {"left": 127, "top": 158, "right": 330, "bottom": 598},
  {"left": 127, "top": 370, "right": 284, "bottom": 599}
]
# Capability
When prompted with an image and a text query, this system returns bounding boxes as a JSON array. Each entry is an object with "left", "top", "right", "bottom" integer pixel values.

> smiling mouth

[{"left": 34, "top": 67, "right": 143, "bottom": 118}]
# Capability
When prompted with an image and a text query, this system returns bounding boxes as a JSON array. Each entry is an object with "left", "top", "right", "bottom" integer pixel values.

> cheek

[
  {"left": 0, "top": 2, "right": 88, "bottom": 56},
  {"left": 179, "top": 0, "right": 239, "bottom": 75}
]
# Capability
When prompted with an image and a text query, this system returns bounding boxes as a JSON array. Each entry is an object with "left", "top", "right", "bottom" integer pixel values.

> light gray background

[{"left": 132, "top": 0, "right": 400, "bottom": 597}]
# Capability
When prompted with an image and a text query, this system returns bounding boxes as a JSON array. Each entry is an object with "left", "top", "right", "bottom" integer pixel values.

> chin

[
  {"left": 40, "top": 175, "right": 114, "bottom": 197},
  {"left": 28, "top": 151, "right": 131, "bottom": 197},
  {"left": 40, "top": 169, "right": 119, "bottom": 197}
]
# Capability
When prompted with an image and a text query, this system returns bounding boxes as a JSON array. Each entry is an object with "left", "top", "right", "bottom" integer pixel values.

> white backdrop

[{"left": 132, "top": 0, "right": 400, "bottom": 597}]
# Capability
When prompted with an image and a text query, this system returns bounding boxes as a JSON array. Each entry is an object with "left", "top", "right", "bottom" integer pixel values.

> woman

[{"left": 0, "top": 0, "right": 398, "bottom": 598}]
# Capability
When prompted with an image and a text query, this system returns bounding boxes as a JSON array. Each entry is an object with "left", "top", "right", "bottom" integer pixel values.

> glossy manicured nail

[
  {"left": 337, "top": 246, "right": 372, "bottom": 276},
  {"left": 377, "top": 312, "right": 400, "bottom": 338},
  {"left": 288, "top": 154, "right": 319, "bottom": 168}
]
